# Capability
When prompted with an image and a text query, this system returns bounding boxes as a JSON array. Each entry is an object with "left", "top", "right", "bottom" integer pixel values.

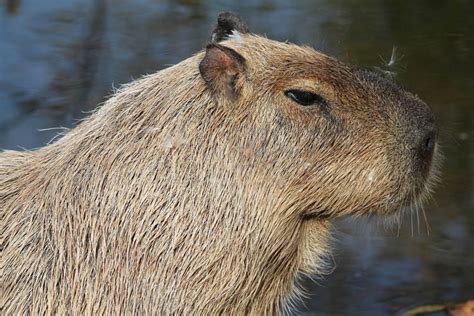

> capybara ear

[
  {"left": 199, "top": 43, "right": 246, "bottom": 101},
  {"left": 211, "top": 12, "right": 249, "bottom": 42}
]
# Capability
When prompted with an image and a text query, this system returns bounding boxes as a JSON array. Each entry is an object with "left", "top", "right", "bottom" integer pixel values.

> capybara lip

[{"left": 301, "top": 210, "right": 332, "bottom": 221}]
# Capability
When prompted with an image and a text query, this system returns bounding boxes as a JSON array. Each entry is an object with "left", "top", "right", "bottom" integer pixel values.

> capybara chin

[{"left": 1, "top": 12, "right": 439, "bottom": 315}]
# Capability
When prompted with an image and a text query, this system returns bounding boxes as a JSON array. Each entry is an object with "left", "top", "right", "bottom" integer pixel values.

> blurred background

[{"left": 0, "top": 0, "right": 472, "bottom": 314}]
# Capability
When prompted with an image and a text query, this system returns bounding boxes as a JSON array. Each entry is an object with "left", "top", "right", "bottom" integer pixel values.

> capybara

[{"left": 0, "top": 12, "right": 439, "bottom": 315}]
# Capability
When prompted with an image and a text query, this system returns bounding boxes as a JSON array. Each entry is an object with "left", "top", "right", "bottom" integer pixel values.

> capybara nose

[{"left": 418, "top": 129, "right": 436, "bottom": 160}]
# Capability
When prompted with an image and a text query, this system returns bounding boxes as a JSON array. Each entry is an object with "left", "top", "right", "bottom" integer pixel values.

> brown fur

[{"left": 0, "top": 22, "right": 439, "bottom": 314}]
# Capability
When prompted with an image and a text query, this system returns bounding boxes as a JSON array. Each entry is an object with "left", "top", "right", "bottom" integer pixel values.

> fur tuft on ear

[
  {"left": 211, "top": 12, "right": 250, "bottom": 43},
  {"left": 199, "top": 43, "right": 246, "bottom": 101}
]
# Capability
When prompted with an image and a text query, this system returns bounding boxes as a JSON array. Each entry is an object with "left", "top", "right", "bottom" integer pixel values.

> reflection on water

[{"left": 1, "top": 0, "right": 472, "bottom": 314}]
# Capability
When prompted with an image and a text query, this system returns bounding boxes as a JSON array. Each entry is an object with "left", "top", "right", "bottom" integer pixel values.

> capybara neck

[{"left": 1, "top": 47, "right": 331, "bottom": 314}]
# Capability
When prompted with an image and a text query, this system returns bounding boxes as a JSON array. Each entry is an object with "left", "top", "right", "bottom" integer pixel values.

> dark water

[{"left": 1, "top": 0, "right": 473, "bottom": 314}]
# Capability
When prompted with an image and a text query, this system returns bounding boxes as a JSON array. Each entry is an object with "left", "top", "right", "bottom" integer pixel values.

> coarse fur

[{"left": 0, "top": 14, "right": 439, "bottom": 315}]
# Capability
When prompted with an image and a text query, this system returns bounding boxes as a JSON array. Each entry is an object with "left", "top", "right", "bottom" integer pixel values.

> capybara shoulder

[{"left": 0, "top": 12, "right": 439, "bottom": 315}]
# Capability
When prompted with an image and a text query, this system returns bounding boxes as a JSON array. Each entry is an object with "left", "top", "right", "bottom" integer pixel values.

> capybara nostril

[{"left": 419, "top": 129, "right": 436, "bottom": 160}]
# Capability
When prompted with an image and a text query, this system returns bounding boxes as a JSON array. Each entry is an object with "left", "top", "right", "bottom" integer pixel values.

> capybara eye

[{"left": 284, "top": 89, "right": 328, "bottom": 107}]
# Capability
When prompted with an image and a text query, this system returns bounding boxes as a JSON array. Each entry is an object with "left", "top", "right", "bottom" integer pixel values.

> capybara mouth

[
  {"left": 389, "top": 143, "right": 442, "bottom": 222},
  {"left": 301, "top": 210, "right": 332, "bottom": 221},
  {"left": 412, "top": 140, "right": 441, "bottom": 199}
]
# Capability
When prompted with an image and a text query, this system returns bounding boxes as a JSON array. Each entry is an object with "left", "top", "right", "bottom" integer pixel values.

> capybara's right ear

[
  {"left": 199, "top": 43, "right": 246, "bottom": 101},
  {"left": 211, "top": 12, "right": 249, "bottom": 42}
]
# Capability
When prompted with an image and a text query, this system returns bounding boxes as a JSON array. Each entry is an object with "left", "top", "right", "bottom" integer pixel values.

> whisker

[
  {"left": 396, "top": 208, "right": 402, "bottom": 237},
  {"left": 414, "top": 189, "right": 421, "bottom": 235},
  {"left": 421, "top": 206, "right": 431, "bottom": 235},
  {"left": 396, "top": 210, "right": 403, "bottom": 237},
  {"left": 417, "top": 207, "right": 421, "bottom": 235}
]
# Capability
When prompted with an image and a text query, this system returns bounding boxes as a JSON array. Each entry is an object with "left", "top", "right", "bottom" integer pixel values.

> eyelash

[{"left": 284, "top": 89, "right": 328, "bottom": 107}]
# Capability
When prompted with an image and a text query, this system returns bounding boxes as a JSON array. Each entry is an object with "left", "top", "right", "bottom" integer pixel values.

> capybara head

[
  {"left": 200, "top": 13, "right": 439, "bottom": 221},
  {"left": 0, "top": 12, "right": 440, "bottom": 315}
]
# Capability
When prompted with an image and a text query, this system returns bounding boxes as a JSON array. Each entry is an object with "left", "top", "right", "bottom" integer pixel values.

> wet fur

[{"left": 0, "top": 32, "right": 438, "bottom": 314}]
